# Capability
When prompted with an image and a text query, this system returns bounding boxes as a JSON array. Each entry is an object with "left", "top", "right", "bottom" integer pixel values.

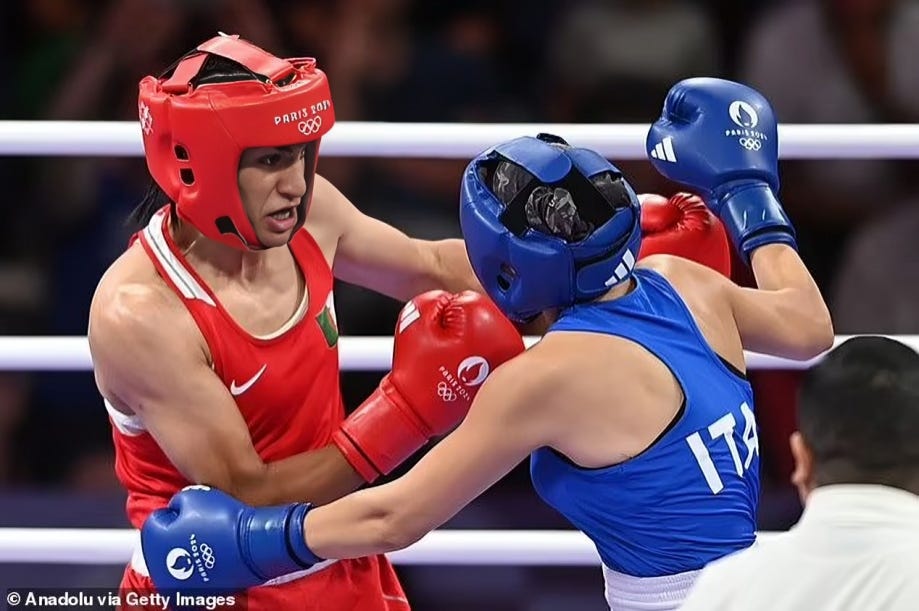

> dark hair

[
  {"left": 127, "top": 53, "right": 266, "bottom": 230},
  {"left": 798, "top": 336, "right": 919, "bottom": 490}
]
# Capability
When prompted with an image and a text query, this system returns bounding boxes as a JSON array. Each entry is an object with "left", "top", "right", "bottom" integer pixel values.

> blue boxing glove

[
  {"left": 140, "top": 486, "right": 322, "bottom": 596},
  {"left": 646, "top": 77, "right": 797, "bottom": 262}
]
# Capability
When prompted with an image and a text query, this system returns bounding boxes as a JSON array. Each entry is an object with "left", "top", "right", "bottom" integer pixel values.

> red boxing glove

[
  {"left": 332, "top": 290, "right": 525, "bottom": 482},
  {"left": 638, "top": 192, "right": 732, "bottom": 278}
]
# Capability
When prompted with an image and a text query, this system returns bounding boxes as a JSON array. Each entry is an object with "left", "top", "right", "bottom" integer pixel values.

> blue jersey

[{"left": 530, "top": 268, "right": 759, "bottom": 578}]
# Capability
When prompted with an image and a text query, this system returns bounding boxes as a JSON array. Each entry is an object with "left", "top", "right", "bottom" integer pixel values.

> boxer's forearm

[
  {"left": 303, "top": 485, "right": 420, "bottom": 560},
  {"left": 749, "top": 243, "right": 828, "bottom": 314},
  {"left": 427, "top": 238, "right": 483, "bottom": 294},
  {"left": 238, "top": 445, "right": 366, "bottom": 506},
  {"left": 734, "top": 244, "right": 834, "bottom": 359}
]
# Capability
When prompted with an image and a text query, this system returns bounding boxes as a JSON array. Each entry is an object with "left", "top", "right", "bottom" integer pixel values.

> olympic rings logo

[
  {"left": 298, "top": 117, "right": 322, "bottom": 135},
  {"left": 436, "top": 381, "right": 457, "bottom": 402},
  {"left": 198, "top": 543, "right": 216, "bottom": 569},
  {"left": 739, "top": 137, "right": 762, "bottom": 151}
]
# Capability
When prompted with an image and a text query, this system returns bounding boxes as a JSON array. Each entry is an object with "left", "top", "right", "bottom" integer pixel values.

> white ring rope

[
  {"left": 3, "top": 121, "right": 919, "bottom": 159},
  {"left": 0, "top": 528, "right": 776, "bottom": 566},
  {"left": 1, "top": 335, "right": 914, "bottom": 371}
]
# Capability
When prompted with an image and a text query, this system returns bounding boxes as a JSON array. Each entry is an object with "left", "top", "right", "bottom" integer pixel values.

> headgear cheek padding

[{"left": 460, "top": 134, "right": 642, "bottom": 322}]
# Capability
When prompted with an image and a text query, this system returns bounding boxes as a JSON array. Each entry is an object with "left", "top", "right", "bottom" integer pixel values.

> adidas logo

[
  {"left": 398, "top": 300, "right": 421, "bottom": 334},
  {"left": 604, "top": 248, "right": 636, "bottom": 287},
  {"left": 650, "top": 137, "right": 677, "bottom": 163}
]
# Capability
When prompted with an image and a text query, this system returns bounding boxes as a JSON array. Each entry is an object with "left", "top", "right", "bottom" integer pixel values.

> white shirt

[{"left": 679, "top": 485, "right": 919, "bottom": 611}]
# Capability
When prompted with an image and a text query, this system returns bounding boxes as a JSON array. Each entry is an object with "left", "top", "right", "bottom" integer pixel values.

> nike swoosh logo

[{"left": 229, "top": 364, "right": 267, "bottom": 396}]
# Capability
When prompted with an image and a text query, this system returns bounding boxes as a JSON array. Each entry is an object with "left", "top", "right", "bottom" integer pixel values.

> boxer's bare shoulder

[
  {"left": 638, "top": 254, "right": 745, "bottom": 373},
  {"left": 639, "top": 253, "right": 726, "bottom": 289},
  {"left": 95, "top": 240, "right": 166, "bottom": 294},
  {"left": 89, "top": 241, "right": 207, "bottom": 414},
  {"left": 91, "top": 241, "right": 190, "bottom": 333}
]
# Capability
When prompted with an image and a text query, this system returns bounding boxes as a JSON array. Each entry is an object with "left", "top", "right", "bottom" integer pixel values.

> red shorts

[{"left": 118, "top": 556, "right": 410, "bottom": 611}]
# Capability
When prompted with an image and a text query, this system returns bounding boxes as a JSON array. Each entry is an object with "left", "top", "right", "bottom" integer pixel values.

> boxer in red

[{"left": 88, "top": 34, "right": 523, "bottom": 610}]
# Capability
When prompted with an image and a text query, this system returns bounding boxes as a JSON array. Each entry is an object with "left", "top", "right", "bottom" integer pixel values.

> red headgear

[{"left": 137, "top": 34, "right": 334, "bottom": 249}]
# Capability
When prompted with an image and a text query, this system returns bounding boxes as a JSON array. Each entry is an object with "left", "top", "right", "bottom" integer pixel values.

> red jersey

[{"left": 109, "top": 207, "right": 408, "bottom": 610}]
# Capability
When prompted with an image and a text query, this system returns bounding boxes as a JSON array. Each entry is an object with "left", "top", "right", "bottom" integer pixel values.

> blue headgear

[{"left": 460, "top": 134, "right": 642, "bottom": 322}]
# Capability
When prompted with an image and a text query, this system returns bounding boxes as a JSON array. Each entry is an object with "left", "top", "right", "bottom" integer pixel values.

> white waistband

[
  {"left": 602, "top": 564, "right": 700, "bottom": 611},
  {"left": 131, "top": 542, "right": 339, "bottom": 587}
]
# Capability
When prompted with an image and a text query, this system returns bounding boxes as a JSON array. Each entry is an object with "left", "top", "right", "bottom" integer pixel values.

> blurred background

[{"left": 1, "top": 0, "right": 919, "bottom": 608}]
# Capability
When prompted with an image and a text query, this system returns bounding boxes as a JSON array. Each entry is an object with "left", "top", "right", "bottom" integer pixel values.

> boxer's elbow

[
  {"left": 377, "top": 511, "right": 427, "bottom": 552},
  {"left": 361, "top": 493, "right": 431, "bottom": 553},
  {"left": 814, "top": 312, "right": 836, "bottom": 355},
  {"left": 799, "top": 303, "right": 835, "bottom": 359},
  {"left": 786, "top": 307, "right": 835, "bottom": 360}
]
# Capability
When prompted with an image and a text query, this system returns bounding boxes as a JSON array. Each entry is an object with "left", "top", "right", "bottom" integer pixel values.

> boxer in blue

[{"left": 138, "top": 78, "right": 834, "bottom": 610}]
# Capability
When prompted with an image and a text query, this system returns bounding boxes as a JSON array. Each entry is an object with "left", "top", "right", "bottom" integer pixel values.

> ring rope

[
  {"left": 1, "top": 335, "right": 914, "bottom": 371},
  {"left": 0, "top": 527, "right": 778, "bottom": 566},
  {"left": 2, "top": 121, "right": 919, "bottom": 158}
]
